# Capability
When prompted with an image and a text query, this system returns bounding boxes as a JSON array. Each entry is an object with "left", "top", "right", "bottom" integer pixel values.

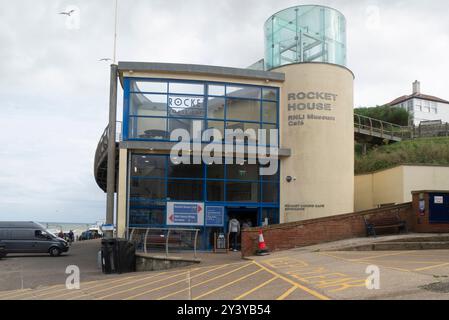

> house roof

[{"left": 386, "top": 93, "right": 449, "bottom": 106}]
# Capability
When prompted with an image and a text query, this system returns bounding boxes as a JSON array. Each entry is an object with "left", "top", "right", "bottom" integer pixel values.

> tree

[{"left": 354, "top": 105, "right": 410, "bottom": 126}]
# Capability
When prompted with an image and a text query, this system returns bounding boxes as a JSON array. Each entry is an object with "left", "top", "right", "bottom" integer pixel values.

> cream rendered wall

[
  {"left": 371, "top": 165, "right": 404, "bottom": 207},
  {"left": 402, "top": 165, "right": 449, "bottom": 202},
  {"left": 116, "top": 148, "right": 128, "bottom": 238},
  {"left": 354, "top": 174, "right": 373, "bottom": 211},
  {"left": 354, "top": 165, "right": 449, "bottom": 211},
  {"left": 275, "top": 63, "right": 355, "bottom": 222}
]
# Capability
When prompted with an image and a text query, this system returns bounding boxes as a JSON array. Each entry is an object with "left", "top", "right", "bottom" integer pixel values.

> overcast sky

[{"left": 0, "top": 0, "right": 448, "bottom": 223}]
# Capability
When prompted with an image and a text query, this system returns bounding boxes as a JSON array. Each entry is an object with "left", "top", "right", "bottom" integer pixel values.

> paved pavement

[{"left": 1, "top": 238, "right": 449, "bottom": 300}]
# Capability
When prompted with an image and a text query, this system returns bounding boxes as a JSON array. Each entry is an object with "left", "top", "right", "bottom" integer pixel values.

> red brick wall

[{"left": 241, "top": 203, "right": 413, "bottom": 257}]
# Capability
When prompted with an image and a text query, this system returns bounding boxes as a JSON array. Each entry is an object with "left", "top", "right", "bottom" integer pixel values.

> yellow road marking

[
  {"left": 318, "top": 252, "right": 411, "bottom": 272},
  {"left": 156, "top": 263, "right": 253, "bottom": 300},
  {"left": 0, "top": 289, "right": 33, "bottom": 300},
  {"left": 348, "top": 251, "right": 411, "bottom": 261},
  {"left": 276, "top": 286, "right": 297, "bottom": 300},
  {"left": 193, "top": 269, "right": 263, "bottom": 300},
  {"left": 414, "top": 262, "right": 449, "bottom": 271},
  {"left": 122, "top": 263, "right": 232, "bottom": 300},
  {"left": 233, "top": 276, "right": 278, "bottom": 300},
  {"left": 252, "top": 261, "right": 330, "bottom": 300},
  {"left": 54, "top": 272, "right": 174, "bottom": 300},
  {"left": 95, "top": 270, "right": 191, "bottom": 300},
  {"left": 30, "top": 275, "right": 139, "bottom": 299}
]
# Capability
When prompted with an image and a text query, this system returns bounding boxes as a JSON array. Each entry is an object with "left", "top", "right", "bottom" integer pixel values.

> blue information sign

[
  {"left": 205, "top": 206, "right": 224, "bottom": 227},
  {"left": 167, "top": 202, "right": 204, "bottom": 226}
]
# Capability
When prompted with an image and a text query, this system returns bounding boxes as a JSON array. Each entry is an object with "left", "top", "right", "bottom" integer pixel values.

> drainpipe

[{"left": 106, "top": 64, "right": 118, "bottom": 238}]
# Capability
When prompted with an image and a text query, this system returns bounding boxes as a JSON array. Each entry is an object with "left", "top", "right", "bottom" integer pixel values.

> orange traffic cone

[{"left": 256, "top": 229, "right": 269, "bottom": 256}]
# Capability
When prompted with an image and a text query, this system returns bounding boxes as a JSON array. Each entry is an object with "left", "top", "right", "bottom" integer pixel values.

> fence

[
  {"left": 128, "top": 227, "right": 201, "bottom": 258},
  {"left": 354, "top": 114, "right": 411, "bottom": 140}
]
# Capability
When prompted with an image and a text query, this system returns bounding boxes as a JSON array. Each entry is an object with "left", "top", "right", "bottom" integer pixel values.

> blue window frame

[{"left": 122, "top": 78, "right": 279, "bottom": 146}]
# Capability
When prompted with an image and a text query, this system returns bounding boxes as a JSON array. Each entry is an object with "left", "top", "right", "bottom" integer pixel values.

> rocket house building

[{"left": 94, "top": 5, "right": 354, "bottom": 250}]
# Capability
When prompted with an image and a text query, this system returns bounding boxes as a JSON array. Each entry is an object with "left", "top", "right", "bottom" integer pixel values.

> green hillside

[{"left": 355, "top": 137, "right": 449, "bottom": 174}]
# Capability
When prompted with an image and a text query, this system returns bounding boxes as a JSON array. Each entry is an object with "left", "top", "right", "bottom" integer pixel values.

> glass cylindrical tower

[{"left": 264, "top": 5, "right": 347, "bottom": 70}]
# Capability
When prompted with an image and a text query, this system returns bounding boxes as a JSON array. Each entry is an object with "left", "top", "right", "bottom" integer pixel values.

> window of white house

[{"left": 431, "top": 101, "right": 437, "bottom": 113}]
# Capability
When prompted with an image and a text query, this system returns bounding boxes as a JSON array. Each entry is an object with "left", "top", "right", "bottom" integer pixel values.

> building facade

[
  {"left": 94, "top": 5, "right": 355, "bottom": 250},
  {"left": 386, "top": 81, "right": 449, "bottom": 126}
]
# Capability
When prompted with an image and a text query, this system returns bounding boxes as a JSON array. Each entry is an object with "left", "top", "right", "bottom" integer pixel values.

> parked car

[{"left": 0, "top": 221, "right": 69, "bottom": 257}]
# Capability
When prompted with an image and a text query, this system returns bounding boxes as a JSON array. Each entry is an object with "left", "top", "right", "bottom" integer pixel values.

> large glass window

[{"left": 124, "top": 79, "right": 279, "bottom": 146}]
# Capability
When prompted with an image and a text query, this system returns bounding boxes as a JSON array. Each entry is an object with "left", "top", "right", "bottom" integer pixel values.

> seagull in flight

[
  {"left": 99, "top": 58, "right": 112, "bottom": 62},
  {"left": 59, "top": 9, "right": 75, "bottom": 16}
]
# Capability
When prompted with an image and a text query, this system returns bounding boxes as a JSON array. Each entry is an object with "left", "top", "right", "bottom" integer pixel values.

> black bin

[
  {"left": 101, "top": 238, "right": 136, "bottom": 274},
  {"left": 0, "top": 242, "right": 6, "bottom": 259}
]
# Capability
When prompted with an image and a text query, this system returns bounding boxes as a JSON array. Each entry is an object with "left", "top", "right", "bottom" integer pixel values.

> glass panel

[
  {"left": 130, "top": 93, "right": 167, "bottom": 116},
  {"left": 207, "top": 181, "right": 224, "bottom": 201},
  {"left": 226, "top": 98, "right": 260, "bottom": 122},
  {"left": 167, "top": 179, "right": 203, "bottom": 201},
  {"left": 169, "top": 82, "right": 204, "bottom": 95},
  {"left": 262, "top": 88, "right": 278, "bottom": 101},
  {"left": 227, "top": 163, "right": 259, "bottom": 181},
  {"left": 206, "top": 164, "right": 224, "bottom": 179},
  {"left": 130, "top": 178, "right": 166, "bottom": 200},
  {"left": 261, "top": 123, "right": 278, "bottom": 146},
  {"left": 225, "top": 122, "right": 260, "bottom": 144},
  {"left": 226, "top": 86, "right": 261, "bottom": 99},
  {"left": 129, "top": 117, "right": 167, "bottom": 140},
  {"left": 168, "top": 159, "right": 203, "bottom": 178},
  {"left": 261, "top": 208, "right": 279, "bottom": 225},
  {"left": 168, "top": 95, "right": 205, "bottom": 117},
  {"left": 131, "top": 80, "right": 167, "bottom": 93},
  {"left": 226, "top": 182, "right": 259, "bottom": 202},
  {"left": 129, "top": 207, "right": 165, "bottom": 226},
  {"left": 206, "top": 120, "right": 225, "bottom": 141},
  {"left": 207, "top": 97, "right": 225, "bottom": 119},
  {"left": 131, "top": 155, "right": 165, "bottom": 178},
  {"left": 168, "top": 118, "right": 204, "bottom": 141},
  {"left": 260, "top": 162, "right": 280, "bottom": 181},
  {"left": 262, "top": 101, "right": 277, "bottom": 123},
  {"left": 264, "top": 5, "right": 347, "bottom": 69},
  {"left": 208, "top": 85, "right": 225, "bottom": 96},
  {"left": 262, "top": 183, "right": 279, "bottom": 203}
]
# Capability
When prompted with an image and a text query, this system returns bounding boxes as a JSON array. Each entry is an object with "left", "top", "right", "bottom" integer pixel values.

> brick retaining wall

[{"left": 241, "top": 203, "right": 413, "bottom": 257}]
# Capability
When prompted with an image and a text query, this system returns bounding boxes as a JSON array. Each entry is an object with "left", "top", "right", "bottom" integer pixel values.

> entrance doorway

[{"left": 226, "top": 207, "right": 259, "bottom": 250}]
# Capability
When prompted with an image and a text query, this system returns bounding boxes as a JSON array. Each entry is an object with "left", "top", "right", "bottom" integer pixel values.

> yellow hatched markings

[
  {"left": 414, "top": 262, "right": 449, "bottom": 272},
  {"left": 317, "top": 251, "right": 411, "bottom": 272},
  {"left": 233, "top": 276, "right": 278, "bottom": 300},
  {"left": 55, "top": 271, "right": 175, "bottom": 300},
  {"left": 252, "top": 261, "right": 330, "bottom": 300},
  {"left": 94, "top": 270, "right": 192, "bottom": 300},
  {"left": 276, "top": 286, "right": 297, "bottom": 300},
  {"left": 0, "top": 289, "right": 33, "bottom": 300},
  {"left": 193, "top": 269, "right": 263, "bottom": 300},
  {"left": 29, "top": 275, "right": 140, "bottom": 299},
  {"left": 120, "top": 263, "right": 233, "bottom": 300},
  {"left": 155, "top": 263, "right": 254, "bottom": 300}
]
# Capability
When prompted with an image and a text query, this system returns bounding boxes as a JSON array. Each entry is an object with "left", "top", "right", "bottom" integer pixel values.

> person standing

[{"left": 228, "top": 217, "right": 240, "bottom": 252}]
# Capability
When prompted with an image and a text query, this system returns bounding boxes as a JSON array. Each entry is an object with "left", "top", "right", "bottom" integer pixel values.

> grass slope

[{"left": 355, "top": 137, "right": 449, "bottom": 174}]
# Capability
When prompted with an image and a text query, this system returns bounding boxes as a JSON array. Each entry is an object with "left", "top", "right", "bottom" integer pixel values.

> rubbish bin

[
  {"left": 0, "top": 241, "right": 6, "bottom": 259},
  {"left": 101, "top": 239, "right": 117, "bottom": 274},
  {"left": 101, "top": 238, "right": 136, "bottom": 274}
]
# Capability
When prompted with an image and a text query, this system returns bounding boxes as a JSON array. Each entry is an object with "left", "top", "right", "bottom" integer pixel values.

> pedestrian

[
  {"left": 68, "top": 230, "right": 74, "bottom": 243},
  {"left": 58, "top": 230, "right": 64, "bottom": 239},
  {"left": 228, "top": 217, "right": 240, "bottom": 252}
]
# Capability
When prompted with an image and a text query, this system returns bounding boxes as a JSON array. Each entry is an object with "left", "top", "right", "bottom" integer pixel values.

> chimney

[{"left": 413, "top": 80, "right": 420, "bottom": 95}]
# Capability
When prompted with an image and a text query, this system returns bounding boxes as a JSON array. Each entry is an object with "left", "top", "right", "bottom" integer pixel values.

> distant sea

[{"left": 39, "top": 222, "right": 93, "bottom": 236}]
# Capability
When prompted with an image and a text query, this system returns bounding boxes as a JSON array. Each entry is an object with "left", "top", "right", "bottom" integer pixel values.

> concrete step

[{"left": 337, "top": 241, "right": 449, "bottom": 251}]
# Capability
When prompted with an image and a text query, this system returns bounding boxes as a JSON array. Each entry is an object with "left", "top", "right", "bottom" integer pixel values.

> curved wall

[{"left": 276, "top": 63, "right": 354, "bottom": 222}]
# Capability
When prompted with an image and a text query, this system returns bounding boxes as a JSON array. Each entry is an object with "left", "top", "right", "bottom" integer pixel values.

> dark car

[{"left": 0, "top": 221, "right": 69, "bottom": 257}]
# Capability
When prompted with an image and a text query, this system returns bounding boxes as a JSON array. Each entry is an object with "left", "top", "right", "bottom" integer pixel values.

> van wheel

[{"left": 49, "top": 247, "right": 61, "bottom": 257}]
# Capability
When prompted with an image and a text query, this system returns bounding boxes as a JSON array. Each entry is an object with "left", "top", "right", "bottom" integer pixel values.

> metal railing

[
  {"left": 128, "top": 227, "right": 201, "bottom": 259},
  {"left": 354, "top": 114, "right": 411, "bottom": 140},
  {"left": 93, "top": 121, "right": 122, "bottom": 191}
]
